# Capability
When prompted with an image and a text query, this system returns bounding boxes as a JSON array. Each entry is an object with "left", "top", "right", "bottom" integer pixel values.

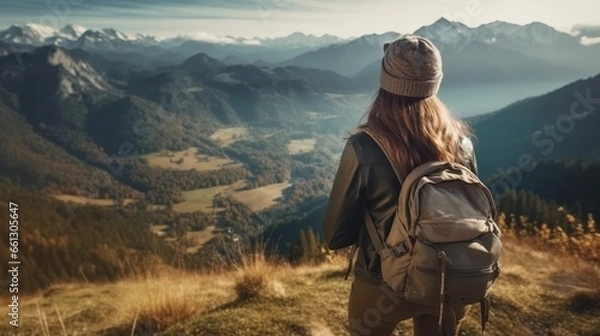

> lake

[{"left": 437, "top": 79, "right": 578, "bottom": 118}]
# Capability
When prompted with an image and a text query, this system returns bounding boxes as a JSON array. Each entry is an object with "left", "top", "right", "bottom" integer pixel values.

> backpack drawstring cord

[
  {"left": 437, "top": 251, "right": 448, "bottom": 334},
  {"left": 344, "top": 244, "right": 358, "bottom": 280}
]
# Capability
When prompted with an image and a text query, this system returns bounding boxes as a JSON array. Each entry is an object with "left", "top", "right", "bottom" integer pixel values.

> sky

[{"left": 0, "top": 0, "right": 599, "bottom": 39}]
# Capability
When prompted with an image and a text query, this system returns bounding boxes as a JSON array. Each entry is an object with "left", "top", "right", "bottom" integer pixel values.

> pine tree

[
  {"left": 572, "top": 201, "right": 583, "bottom": 222},
  {"left": 306, "top": 227, "right": 322, "bottom": 264},
  {"left": 298, "top": 229, "right": 309, "bottom": 263}
]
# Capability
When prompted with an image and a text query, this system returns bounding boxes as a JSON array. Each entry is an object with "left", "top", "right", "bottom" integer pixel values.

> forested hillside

[
  {"left": 491, "top": 159, "right": 600, "bottom": 218},
  {"left": 0, "top": 19, "right": 599, "bottom": 316},
  {"left": 471, "top": 73, "right": 600, "bottom": 179},
  {"left": 0, "top": 181, "right": 179, "bottom": 291}
]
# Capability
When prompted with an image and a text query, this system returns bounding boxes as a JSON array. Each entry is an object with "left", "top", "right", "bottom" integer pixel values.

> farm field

[
  {"left": 230, "top": 181, "right": 292, "bottom": 212},
  {"left": 150, "top": 224, "right": 170, "bottom": 237},
  {"left": 173, "top": 180, "right": 291, "bottom": 213},
  {"left": 51, "top": 195, "right": 135, "bottom": 206},
  {"left": 209, "top": 127, "right": 249, "bottom": 147},
  {"left": 182, "top": 226, "right": 218, "bottom": 253},
  {"left": 173, "top": 181, "right": 246, "bottom": 213},
  {"left": 288, "top": 138, "right": 317, "bottom": 155},
  {"left": 141, "top": 148, "right": 241, "bottom": 171},
  {"left": 157, "top": 224, "right": 217, "bottom": 254}
]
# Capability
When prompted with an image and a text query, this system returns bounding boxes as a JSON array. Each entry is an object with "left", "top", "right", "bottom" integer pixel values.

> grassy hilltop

[{"left": 2, "top": 233, "right": 599, "bottom": 336}]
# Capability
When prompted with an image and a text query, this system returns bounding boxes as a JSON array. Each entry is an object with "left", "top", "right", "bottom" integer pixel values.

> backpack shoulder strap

[
  {"left": 343, "top": 128, "right": 403, "bottom": 279},
  {"left": 357, "top": 128, "right": 407, "bottom": 259},
  {"left": 363, "top": 202, "right": 385, "bottom": 253}
]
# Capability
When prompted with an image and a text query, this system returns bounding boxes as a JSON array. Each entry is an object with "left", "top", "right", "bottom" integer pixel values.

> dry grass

[
  {"left": 209, "top": 127, "right": 249, "bottom": 147},
  {"left": 172, "top": 181, "right": 244, "bottom": 213},
  {"left": 183, "top": 226, "right": 217, "bottom": 253},
  {"left": 232, "top": 243, "right": 289, "bottom": 301},
  {"left": 122, "top": 278, "right": 201, "bottom": 334},
  {"left": 3, "top": 235, "right": 599, "bottom": 336},
  {"left": 498, "top": 212, "right": 600, "bottom": 263},
  {"left": 288, "top": 139, "right": 317, "bottom": 155},
  {"left": 445, "top": 236, "right": 600, "bottom": 336},
  {"left": 173, "top": 180, "right": 289, "bottom": 214},
  {"left": 119, "top": 273, "right": 235, "bottom": 333},
  {"left": 230, "top": 181, "right": 291, "bottom": 212},
  {"left": 141, "top": 147, "right": 242, "bottom": 172},
  {"left": 162, "top": 225, "right": 217, "bottom": 254},
  {"left": 149, "top": 224, "right": 170, "bottom": 237},
  {"left": 51, "top": 195, "right": 135, "bottom": 206}
]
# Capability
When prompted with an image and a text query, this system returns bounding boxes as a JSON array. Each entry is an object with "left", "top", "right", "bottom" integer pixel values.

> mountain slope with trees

[{"left": 471, "top": 73, "right": 600, "bottom": 180}]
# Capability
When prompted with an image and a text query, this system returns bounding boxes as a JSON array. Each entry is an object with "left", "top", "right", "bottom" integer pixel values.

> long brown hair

[{"left": 356, "top": 88, "right": 473, "bottom": 178}]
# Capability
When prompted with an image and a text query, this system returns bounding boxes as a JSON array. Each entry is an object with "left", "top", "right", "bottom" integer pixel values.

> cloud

[
  {"left": 571, "top": 24, "right": 600, "bottom": 37},
  {"left": 174, "top": 31, "right": 238, "bottom": 44},
  {"left": 0, "top": 0, "right": 597, "bottom": 40},
  {"left": 0, "top": 0, "right": 325, "bottom": 32},
  {"left": 580, "top": 36, "right": 600, "bottom": 46},
  {"left": 0, "top": 0, "right": 317, "bottom": 17}
]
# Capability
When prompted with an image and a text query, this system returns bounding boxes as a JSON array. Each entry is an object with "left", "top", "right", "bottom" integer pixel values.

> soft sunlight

[
  {"left": 0, "top": 1, "right": 599, "bottom": 335},
  {"left": 0, "top": 0, "right": 598, "bottom": 38}
]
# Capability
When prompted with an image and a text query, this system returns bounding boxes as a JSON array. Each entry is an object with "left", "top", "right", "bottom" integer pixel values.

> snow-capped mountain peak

[
  {"left": 0, "top": 24, "right": 57, "bottom": 45},
  {"left": 477, "top": 21, "right": 577, "bottom": 48},
  {"left": 68, "top": 28, "right": 159, "bottom": 51},
  {"left": 22, "top": 23, "right": 57, "bottom": 39},
  {"left": 411, "top": 18, "right": 577, "bottom": 50},
  {"left": 413, "top": 18, "right": 471, "bottom": 45},
  {"left": 0, "top": 23, "right": 158, "bottom": 49},
  {"left": 260, "top": 32, "right": 348, "bottom": 49},
  {"left": 353, "top": 32, "right": 402, "bottom": 47},
  {"left": 157, "top": 31, "right": 348, "bottom": 50},
  {"left": 59, "top": 24, "right": 87, "bottom": 39},
  {"left": 100, "top": 28, "right": 142, "bottom": 41}
]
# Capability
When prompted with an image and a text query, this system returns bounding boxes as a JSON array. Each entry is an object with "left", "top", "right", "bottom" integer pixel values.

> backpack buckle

[{"left": 390, "top": 242, "right": 409, "bottom": 258}]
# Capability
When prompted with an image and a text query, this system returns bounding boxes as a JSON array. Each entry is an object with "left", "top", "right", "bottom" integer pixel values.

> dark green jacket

[{"left": 321, "top": 131, "right": 478, "bottom": 284}]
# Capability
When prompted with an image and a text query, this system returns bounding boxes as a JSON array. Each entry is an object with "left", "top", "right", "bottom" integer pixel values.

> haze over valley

[{"left": 1, "top": 12, "right": 600, "bottom": 335}]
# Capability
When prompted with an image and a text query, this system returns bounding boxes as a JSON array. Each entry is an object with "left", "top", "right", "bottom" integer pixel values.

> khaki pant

[{"left": 348, "top": 278, "right": 471, "bottom": 336}]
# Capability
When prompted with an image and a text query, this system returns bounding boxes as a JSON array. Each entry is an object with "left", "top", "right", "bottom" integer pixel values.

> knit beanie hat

[{"left": 379, "top": 35, "right": 443, "bottom": 98}]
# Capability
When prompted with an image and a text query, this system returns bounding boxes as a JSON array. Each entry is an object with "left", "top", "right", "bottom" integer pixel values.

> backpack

[{"left": 357, "top": 130, "right": 503, "bottom": 335}]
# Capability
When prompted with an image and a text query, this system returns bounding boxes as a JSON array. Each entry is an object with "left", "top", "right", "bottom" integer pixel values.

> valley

[
  {"left": 288, "top": 139, "right": 317, "bottom": 155},
  {"left": 0, "top": 15, "right": 599, "bottom": 335},
  {"left": 173, "top": 183, "right": 240, "bottom": 213},
  {"left": 51, "top": 195, "right": 136, "bottom": 206},
  {"left": 209, "top": 126, "right": 249, "bottom": 147}
]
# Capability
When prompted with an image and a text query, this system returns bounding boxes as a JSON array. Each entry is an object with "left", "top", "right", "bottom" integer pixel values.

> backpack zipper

[{"left": 415, "top": 265, "right": 496, "bottom": 275}]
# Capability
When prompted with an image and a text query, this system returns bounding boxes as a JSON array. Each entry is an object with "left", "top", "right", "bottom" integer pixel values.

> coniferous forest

[{"left": 0, "top": 19, "right": 599, "bottom": 297}]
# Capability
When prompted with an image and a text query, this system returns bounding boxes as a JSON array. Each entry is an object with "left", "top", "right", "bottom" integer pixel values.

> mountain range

[
  {"left": 470, "top": 73, "right": 600, "bottom": 180},
  {"left": 2, "top": 19, "right": 599, "bottom": 80},
  {"left": 1, "top": 17, "right": 599, "bottom": 199},
  {"left": 0, "top": 23, "right": 350, "bottom": 64},
  {"left": 2, "top": 15, "right": 600, "bottom": 320},
  {"left": 2, "top": 19, "right": 598, "bottom": 120},
  {"left": 0, "top": 42, "right": 367, "bottom": 196}
]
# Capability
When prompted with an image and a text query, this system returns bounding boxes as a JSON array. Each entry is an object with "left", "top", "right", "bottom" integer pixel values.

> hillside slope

[
  {"left": 0, "top": 94, "right": 136, "bottom": 197},
  {"left": 4, "top": 238, "right": 599, "bottom": 336},
  {"left": 471, "top": 73, "right": 600, "bottom": 180}
]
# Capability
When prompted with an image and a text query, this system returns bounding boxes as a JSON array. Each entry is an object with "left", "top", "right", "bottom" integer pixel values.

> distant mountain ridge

[
  {"left": 291, "top": 18, "right": 600, "bottom": 88},
  {"left": 471, "top": 73, "right": 600, "bottom": 180},
  {"left": 9, "top": 26, "right": 352, "bottom": 68},
  {"left": 1, "top": 19, "right": 599, "bottom": 198},
  {"left": 0, "top": 24, "right": 350, "bottom": 63},
  {"left": 0, "top": 43, "right": 367, "bottom": 199},
  {"left": 0, "top": 45, "right": 358, "bottom": 156},
  {"left": 2, "top": 19, "right": 598, "bottom": 75}
]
